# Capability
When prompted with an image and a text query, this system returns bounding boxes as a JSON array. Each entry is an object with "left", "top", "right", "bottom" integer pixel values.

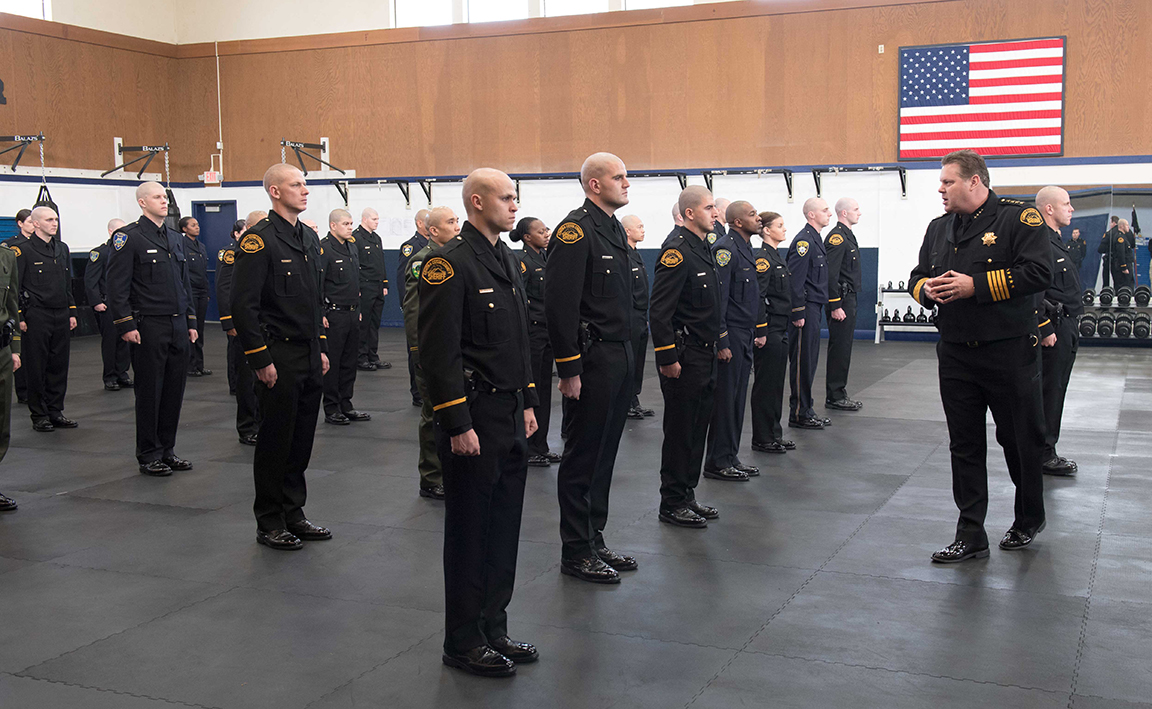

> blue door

[{"left": 191, "top": 201, "right": 238, "bottom": 320}]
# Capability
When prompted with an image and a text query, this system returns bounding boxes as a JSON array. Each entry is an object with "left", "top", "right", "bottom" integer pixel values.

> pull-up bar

[
  {"left": 280, "top": 139, "right": 346, "bottom": 177},
  {"left": 0, "top": 133, "right": 45, "bottom": 172},
  {"left": 102, "top": 143, "right": 169, "bottom": 179}
]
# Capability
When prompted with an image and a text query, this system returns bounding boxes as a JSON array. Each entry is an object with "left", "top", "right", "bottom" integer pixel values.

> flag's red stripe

[
  {"left": 901, "top": 127, "right": 1062, "bottom": 142},
  {"left": 970, "top": 92, "right": 1063, "bottom": 105},
  {"left": 901, "top": 109, "right": 1062, "bottom": 125},
  {"left": 970, "top": 75, "right": 1062, "bottom": 88},
  {"left": 969, "top": 57, "right": 1063, "bottom": 71},
  {"left": 899, "top": 144, "right": 1062, "bottom": 158},
  {"left": 969, "top": 38, "right": 1064, "bottom": 53}
]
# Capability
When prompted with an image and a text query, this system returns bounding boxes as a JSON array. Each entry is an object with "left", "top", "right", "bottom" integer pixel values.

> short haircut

[
  {"left": 178, "top": 216, "right": 195, "bottom": 232},
  {"left": 580, "top": 152, "right": 622, "bottom": 191},
  {"left": 427, "top": 206, "right": 456, "bottom": 231},
  {"left": 245, "top": 210, "right": 267, "bottom": 228},
  {"left": 759, "top": 211, "right": 782, "bottom": 230},
  {"left": 108, "top": 218, "right": 126, "bottom": 232},
  {"left": 801, "top": 197, "right": 825, "bottom": 218},
  {"left": 621, "top": 214, "right": 642, "bottom": 230},
  {"left": 1035, "top": 185, "right": 1067, "bottom": 210},
  {"left": 1111, "top": 215, "right": 1119, "bottom": 223},
  {"left": 833, "top": 197, "right": 856, "bottom": 216},
  {"left": 414, "top": 208, "right": 430, "bottom": 226},
  {"left": 135, "top": 181, "right": 164, "bottom": 201},
  {"left": 231, "top": 219, "right": 246, "bottom": 236},
  {"left": 725, "top": 200, "right": 752, "bottom": 225},
  {"left": 262, "top": 163, "right": 300, "bottom": 195},
  {"left": 30, "top": 206, "right": 55, "bottom": 221},
  {"left": 329, "top": 208, "right": 352, "bottom": 225},
  {"left": 678, "top": 186, "right": 712, "bottom": 217},
  {"left": 941, "top": 149, "right": 991, "bottom": 188},
  {"left": 15, "top": 209, "right": 32, "bottom": 224},
  {"left": 361, "top": 207, "right": 378, "bottom": 220}
]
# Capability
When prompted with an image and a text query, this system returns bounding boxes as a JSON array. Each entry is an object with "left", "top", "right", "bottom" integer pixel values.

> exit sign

[{"left": 202, "top": 170, "right": 221, "bottom": 184}]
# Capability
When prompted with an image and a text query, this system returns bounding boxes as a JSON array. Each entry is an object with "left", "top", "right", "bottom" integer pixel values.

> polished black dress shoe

[
  {"left": 820, "top": 417, "right": 833, "bottom": 427},
  {"left": 162, "top": 457, "right": 193, "bottom": 471},
  {"left": 419, "top": 484, "right": 445, "bottom": 500},
  {"left": 789, "top": 417, "right": 824, "bottom": 430},
  {"left": 442, "top": 645, "right": 515, "bottom": 677},
  {"left": 777, "top": 438, "right": 796, "bottom": 450},
  {"left": 356, "top": 362, "right": 377, "bottom": 371},
  {"left": 931, "top": 539, "right": 990, "bottom": 563},
  {"left": 999, "top": 521, "right": 1045, "bottom": 550},
  {"left": 734, "top": 462, "right": 759, "bottom": 477},
  {"left": 32, "top": 420, "right": 55, "bottom": 433},
  {"left": 751, "top": 440, "right": 787, "bottom": 454},
  {"left": 527, "top": 454, "right": 551, "bottom": 467},
  {"left": 627, "top": 406, "right": 645, "bottom": 419},
  {"left": 489, "top": 636, "right": 538, "bottom": 664},
  {"left": 199, "top": 369, "right": 213, "bottom": 376},
  {"left": 256, "top": 529, "right": 303, "bottom": 550},
  {"left": 1042, "top": 457, "right": 1077, "bottom": 476},
  {"left": 187, "top": 370, "right": 202, "bottom": 377},
  {"left": 560, "top": 556, "right": 621, "bottom": 584},
  {"left": 287, "top": 519, "right": 332, "bottom": 540},
  {"left": 825, "top": 398, "right": 862, "bottom": 411},
  {"left": 325, "top": 413, "right": 351, "bottom": 425},
  {"left": 543, "top": 451, "right": 562, "bottom": 463},
  {"left": 659, "top": 506, "right": 708, "bottom": 528},
  {"left": 104, "top": 382, "right": 121, "bottom": 391},
  {"left": 238, "top": 434, "right": 258, "bottom": 446},
  {"left": 139, "top": 461, "right": 173, "bottom": 477},
  {"left": 374, "top": 360, "right": 392, "bottom": 370},
  {"left": 686, "top": 500, "right": 719, "bottom": 519},
  {"left": 344, "top": 410, "right": 371, "bottom": 422},
  {"left": 640, "top": 407, "right": 656, "bottom": 417},
  {"left": 0, "top": 493, "right": 17, "bottom": 511},
  {"left": 703, "top": 467, "right": 749, "bottom": 482},
  {"left": 117, "top": 378, "right": 134, "bottom": 388},
  {"left": 50, "top": 416, "right": 78, "bottom": 429},
  {"left": 596, "top": 546, "right": 638, "bottom": 571}
]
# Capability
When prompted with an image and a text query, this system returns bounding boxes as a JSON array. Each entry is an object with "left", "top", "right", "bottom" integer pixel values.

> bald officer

[
  {"left": 824, "top": 198, "right": 863, "bottom": 411},
  {"left": 321, "top": 208, "right": 370, "bottom": 425},
  {"left": 397, "top": 209, "right": 431, "bottom": 396},
  {"left": 353, "top": 207, "right": 390, "bottom": 371},
  {"left": 787, "top": 198, "right": 832, "bottom": 430},
  {"left": 85, "top": 218, "right": 132, "bottom": 391}
]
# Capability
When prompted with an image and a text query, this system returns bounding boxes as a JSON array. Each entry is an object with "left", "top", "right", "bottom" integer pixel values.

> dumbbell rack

[
  {"left": 875, "top": 287, "right": 937, "bottom": 343},
  {"left": 1078, "top": 286, "right": 1152, "bottom": 343}
]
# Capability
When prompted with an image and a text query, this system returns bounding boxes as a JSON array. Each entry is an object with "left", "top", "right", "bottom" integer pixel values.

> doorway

[{"left": 191, "top": 201, "right": 238, "bottom": 320}]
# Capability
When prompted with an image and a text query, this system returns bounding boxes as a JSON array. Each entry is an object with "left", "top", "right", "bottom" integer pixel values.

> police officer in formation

[
  {"left": 352, "top": 207, "right": 390, "bottom": 372},
  {"left": 750, "top": 211, "right": 795, "bottom": 454},
  {"left": 1035, "top": 186, "right": 1082, "bottom": 477},
  {"left": 622, "top": 214, "right": 654, "bottom": 419},
  {"left": 85, "top": 219, "right": 133, "bottom": 391},
  {"left": 512, "top": 216, "right": 560, "bottom": 467},
  {"left": 216, "top": 214, "right": 262, "bottom": 445},
  {"left": 320, "top": 209, "right": 370, "bottom": 425},
  {"left": 545, "top": 152, "right": 638, "bottom": 584},
  {"left": 1066, "top": 228, "right": 1086, "bottom": 271},
  {"left": 650, "top": 186, "right": 722, "bottom": 528},
  {"left": 1105, "top": 218, "right": 1136, "bottom": 291},
  {"left": 787, "top": 198, "right": 832, "bottom": 430},
  {"left": 401, "top": 206, "right": 460, "bottom": 501},
  {"left": 180, "top": 217, "right": 212, "bottom": 377},
  {"left": 397, "top": 209, "right": 430, "bottom": 399},
  {"left": 823, "top": 198, "right": 864, "bottom": 411},
  {"left": 231, "top": 164, "right": 331, "bottom": 551},
  {"left": 4, "top": 209, "right": 34, "bottom": 404},
  {"left": 418, "top": 168, "right": 538, "bottom": 678},
  {"left": 17, "top": 206, "right": 78, "bottom": 432},
  {"left": 704, "top": 201, "right": 764, "bottom": 481},
  {"left": 106, "top": 182, "right": 198, "bottom": 476},
  {"left": 909, "top": 150, "right": 1051, "bottom": 563},
  {"left": 1098, "top": 216, "right": 1119, "bottom": 289},
  {"left": 0, "top": 239, "right": 21, "bottom": 512}
]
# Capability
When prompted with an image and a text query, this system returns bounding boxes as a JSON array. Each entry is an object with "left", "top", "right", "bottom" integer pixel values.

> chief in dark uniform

[
  {"left": 231, "top": 165, "right": 331, "bottom": 550},
  {"left": 704, "top": 201, "right": 764, "bottom": 480},
  {"left": 545, "top": 152, "right": 638, "bottom": 584},
  {"left": 106, "top": 182, "right": 198, "bottom": 476},
  {"left": 419, "top": 168, "right": 539, "bottom": 678},
  {"left": 787, "top": 198, "right": 832, "bottom": 430},
  {"left": 750, "top": 212, "right": 795, "bottom": 454},
  {"left": 512, "top": 217, "right": 559, "bottom": 468},
  {"left": 84, "top": 219, "right": 133, "bottom": 391},
  {"left": 622, "top": 214, "right": 654, "bottom": 418},
  {"left": 320, "top": 209, "right": 369, "bottom": 425},
  {"left": 217, "top": 217, "right": 261, "bottom": 445},
  {"left": 908, "top": 150, "right": 1051, "bottom": 563},
  {"left": 0, "top": 241, "right": 21, "bottom": 512},
  {"left": 396, "top": 209, "right": 430, "bottom": 395},
  {"left": 651, "top": 186, "right": 723, "bottom": 528},
  {"left": 1035, "top": 186, "right": 1083, "bottom": 477},
  {"left": 824, "top": 198, "right": 864, "bottom": 411},
  {"left": 4, "top": 210, "right": 34, "bottom": 405},
  {"left": 1066, "top": 228, "right": 1086, "bottom": 271},
  {"left": 17, "top": 207, "right": 78, "bottom": 432},
  {"left": 179, "top": 217, "right": 212, "bottom": 377},
  {"left": 352, "top": 208, "right": 390, "bottom": 371}
]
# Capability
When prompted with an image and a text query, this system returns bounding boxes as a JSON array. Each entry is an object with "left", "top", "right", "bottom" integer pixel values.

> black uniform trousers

[
  {"left": 788, "top": 302, "right": 823, "bottom": 421},
  {"left": 751, "top": 315, "right": 789, "bottom": 445},
  {"left": 825, "top": 290, "right": 857, "bottom": 402},
  {"left": 659, "top": 343, "right": 717, "bottom": 509},
  {"left": 131, "top": 315, "right": 189, "bottom": 464},
  {"left": 228, "top": 334, "right": 260, "bottom": 438},
  {"left": 937, "top": 335, "right": 1046, "bottom": 547},
  {"left": 557, "top": 339, "right": 633, "bottom": 561},
  {"left": 22, "top": 307, "right": 70, "bottom": 424},
  {"left": 1110, "top": 267, "right": 1134, "bottom": 292},
  {"left": 322, "top": 309, "right": 359, "bottom": 416},
  {"left": 253, "top": 339, "right": 322, "bottom": 531},
  {"left": 630, "top": 327, "right": 648, "bottom": 408},
  {"left": 226, "top": 341, "right": 238, "bottom": 394},
  {"left": 13, "top": 354, "right": 26, "bottom": 402},
  {"left": 1041, "top": 316, "right": 1078, "bottom": 461},
  {"left": 189, "top": 292, "right": 209, "bottom": 372},
  {"left": 526, "top": 324, "right": 553, "bottom": 456},
  {"left": 1100, "top": 256, "right": 1110, "bottom": 289},
  {"left": 96, "top": 309, "right": 131, "bottom": 385},
  {"left": 439, "top": 389, "right": 527, "bottom": 654},
  {"left": 705, "top": 326, "right": 754, "bottom": 470},
  {"left": 357, "top": 288, "right": 385, "bottom": 366}
]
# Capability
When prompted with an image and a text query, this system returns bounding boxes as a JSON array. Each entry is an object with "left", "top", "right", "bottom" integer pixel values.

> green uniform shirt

[
  {"left": 0, "top": 245, "right": 20, "bottom": 354},
  {"left": 402, "top": 242, "right": 440, "bottom": 362}
]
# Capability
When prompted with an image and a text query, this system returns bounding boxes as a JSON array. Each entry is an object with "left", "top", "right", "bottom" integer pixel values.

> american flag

[{"left": 898, "top": 37, "right": 1066, "bottom": 160}]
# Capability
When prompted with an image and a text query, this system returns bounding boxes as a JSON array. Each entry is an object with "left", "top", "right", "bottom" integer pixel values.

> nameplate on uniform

[
  {"left": 479, "top": 288, "right": 493, "bottom": 294},
  {"left": 601, "top": 255, "right": 613, "bottom": 260},
  {"left": 146, "top": 249, "right": 158, "bottom": 254},
  {"left": 281, "top": 259, "right": 292, "bottom": 263}
]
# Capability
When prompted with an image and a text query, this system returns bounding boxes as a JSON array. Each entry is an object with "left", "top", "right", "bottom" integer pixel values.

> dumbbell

[
  {"left": 902, "top": 306, "right": 916, "bottom": 323},
  {"left": 1097, "top": 312, "right": 1115, "bottom": 337},
  {"left": 927, "top": 308, "right": 937, "bottom": 324},
  {"left": 1117, "top": 286, "right": 1133, "bottom": 307},
  {"left": 880, "top": 309, "right": 891, "bottom": 323},
  {"left": 1079, "top": 313, "right": 1097, "bottom": 337},
  {"left": 1099, "top": 286, "right": 1115, "bottom": 306},
  {"left": 916, "top": 308, "right": 928, "bottom": 323},
  {"left": 1134, "top": 312, "right": 1151, "bottom": 338},
  {"left": 1136, "top": 285, "right": 1151, "bottom": 307},
  {"left": 1082, "top": 289, "right": 1096, "bottom": 306},
  {"left": 1116, "top": 311, "right": 1133, "bottom": 338}
]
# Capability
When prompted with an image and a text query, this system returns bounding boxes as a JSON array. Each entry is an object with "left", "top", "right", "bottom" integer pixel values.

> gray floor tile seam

[
  {"left": 1073, "top": 694, "right": 1152, "bottom": 708},
  {"left": 301, "top": 627, "right": 443, "bottom": 709},
  {"left": 817, "top": 568, "right": 1090, "bottom": 602},
  {"left": 17, "top": 584, "right": 235, "bottom": 677},
  {"left": 514, "top": 619, "right": 744, "bottom": 653},
  {"left": 63, "top": 488, "right": 233, "bottom": 513},
  {"left": 0, "top": 671, "right": 224, "bottom": 709}
]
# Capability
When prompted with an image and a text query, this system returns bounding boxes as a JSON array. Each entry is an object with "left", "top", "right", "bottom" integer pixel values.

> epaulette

[
  {"left": 246, "top": 218, "right": 273, "bottom": 234},
  {"left": 1000, "top": 198, "right": 1027, "bottom": 207}
]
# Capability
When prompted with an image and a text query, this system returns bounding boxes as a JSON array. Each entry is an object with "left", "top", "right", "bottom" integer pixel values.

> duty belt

[
  {"left": 326, "top": 303, "right": 358, "bottom": 312},
  {"left": 677, "top": 327, "right": 715, "bottom": 350}
]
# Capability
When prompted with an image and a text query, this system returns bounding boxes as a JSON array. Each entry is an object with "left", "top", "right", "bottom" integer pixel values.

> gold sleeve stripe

[
  {"left": 756, "top": 322, "right": 767, "bottom": 328},
  {"left": 912, "top": 278, "right": 926, "bottom": 303},
  {"left": 1038, "top": 319, "right": 1051, "bottom": 328},
  {"left": 994, "top": 269, "right": 1010, "bottom": 301},
  {"left": 113, "top": 316, "right": 134, "bottom": 324},
  {"left": 991, "top": 270, "right": 1003, "bottom": 301},
  {"left": 409, "top": 346, "right": 418, "bottom": 352},
  {"left": 792, "top": 306, "right": 805, "bottom": 312},
  {"left": 654, "top": 344, "right": 676, "bottom": 352},
  {"left": 528, "top": 383, "right": 536, "bottom": 388},
  {"left": 720, "top": 331, "right": 728, "bottom": 338},
  {"left": 555, "top": 354, "right": 581, "bottom": 363},
  {"left": 319, "top": 335, "right": 327, "bottom": 339},
  {"left": 433, "top": 397, "right": 467, "bottom": 411},
  {"left": 220, "top": 315, "right": 232, "bottom": 321},
  {"left": 828, "top": 297, "right": 841, "bottom": 303},
  {"left": 244, "top": 345, "right": 267, "bottom": 355},
  {"left": 69, "top": 305, "right": 77, "bottom": 309}
]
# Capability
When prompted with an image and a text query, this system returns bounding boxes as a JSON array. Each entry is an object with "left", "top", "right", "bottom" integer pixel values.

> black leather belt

[{"left": 327, "top": 304, "right": 358, "bottom": 312}]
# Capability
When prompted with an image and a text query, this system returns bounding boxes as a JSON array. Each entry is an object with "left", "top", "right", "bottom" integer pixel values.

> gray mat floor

[{"left": 0, "top": 330, "right": 1149, "bottom": 708}]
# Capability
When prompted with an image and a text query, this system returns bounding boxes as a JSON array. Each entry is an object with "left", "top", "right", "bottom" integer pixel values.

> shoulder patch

[
  {"left": 520, "top": 260, "right": 527, "bottom": 274},
  {"left": 223, "top": 250, "right": 235, "bottom": 265},
  {"left": 555, "top": 222, "right": 584, "bottom": 245},
  {"left": 715, "top": 249, "right": 732, "bottom": 267},
  {"left": 113, "top": 232, "right": 128, "bottom": 251},
  {"left": 239, "top": 234, "right": 265, "bottom": 254},
  {"left": 217, "top": 249, "right": 227, "bottom": 262},
  {"left": 707, "top": 233, "right": 717, "bottom": 245},
  {"left": 89, "top": 250, "right": 100, "bottom": 262},
  {"left": 410, "top": 260, "right": 424, "bottom": 280},
  {"left": 756, "top": 257, "right": 769, "bottom": 273},
  {"left": 660, "top": 249, "right": 683, "bottom": 268},
  {"left": 1020, "top": 208, "right": 1043, "bottom": 227},
  {"left": 402, "top": 243, "right": 413, "bottom": 257},
  {"left": 421, "top": 256, "right": 454, "bottom": 285},
  {"left": 828, "top": 234, "right": 844, "bottom": 246},
  {"left": 10, "top": 246, "right": 20, "bottom": 258},
  {"left": 796, "top": 240, "right": 809, "bottom": 256}
]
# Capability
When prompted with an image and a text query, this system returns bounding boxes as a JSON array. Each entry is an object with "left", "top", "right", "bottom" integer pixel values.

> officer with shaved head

[
  {"left": 353, "top": 206, "right": 391, "bottom": 372},
  {"left": 84, "top": 217, "right": 132, "bottom": 391},
  {"left": 787, "top": 197, "right": 832, "bottom": 430},
  {"left": 321, "top": 208, "right": 370, "bottom": 425},
  {"left": 823, "top": 197, "right": 864, "bottom": 411}
]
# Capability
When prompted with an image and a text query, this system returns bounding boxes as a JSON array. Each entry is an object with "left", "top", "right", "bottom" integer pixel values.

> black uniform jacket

[
  {"left": 1105, "top": 229, "right": 1135, "bottom": 273},
  {"left": 106, "top": 216, "right": 196, "bottom": 336},
  {"left": 712, "top": 231, "right": 760, "bottom": 349},
  {"left": 216, "top": 242, "right": 236, "bottom": 332},
  {"left": 544, "top": 198, "right": 634, "bottom": 378},
  {"left": 397, "top": 231, "right": 428, "bottom": 292},
  {"left": 824, "top": 221, "right": 862, "bottom": 306},
  {"left": 649, "top": 226, "right": 721, "bottom": 367},
  {"left": 1038, "top": 225, "right": 1084, "bottom": 338},
  {"left": 185, "top": 236, "right": 210, "bottom": 295},
  {"left": 16, "top": 233, "right": 75, "bottom": 312},
  {"left": 84, "top": 242, "right": 113, "bottom": 308},
  {"left": 756, "top": 242, "right": 791, "bottom": 324},
  {"left": 1066, "top": 237, "right": 1086, "bottom": 268},
  {"left": 787, "top": 223, "right": 829, "bottom": 314},
  {"left": 320, "top": 234, "right": 361, "bottom": 307},
  {"left": 909, "top": 192, "right": 1052, "bottom": 344},
  {"left": 627, "top": 245, "right": 649, "bottom": 337},
  {"left": 353, "top": 225, "right": 389, "bottom": 291},
  {"left": 230, "top": 211, "right": 327, "bottom": 370},
  {"left": 418, "top": 222, "right": 539, "bottom": 436},
  {"left": 518, "top": 244, "right": 547, "bottom": 327}
]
